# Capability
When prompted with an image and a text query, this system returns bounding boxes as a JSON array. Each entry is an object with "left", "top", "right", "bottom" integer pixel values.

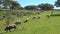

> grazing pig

[
  {"left": 14, "top": 20, "right": 21, "bottom": 25},
  {"left": 4, "top": 24, "right": 17, "bottom": 32},
  {"left": 33, "top": 16, "right": 36, "bottom": 19},
  {"left": 24, "top": 18, "right": 29, "bottom": 23}
]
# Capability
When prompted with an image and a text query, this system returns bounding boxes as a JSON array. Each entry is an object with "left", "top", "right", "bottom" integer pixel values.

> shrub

[{"left": 51, "top": 14, "right": 60, "bottom": 16}]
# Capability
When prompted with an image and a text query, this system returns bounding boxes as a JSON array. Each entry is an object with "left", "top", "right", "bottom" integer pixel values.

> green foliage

[
  {"left": 0, "top": 0, "right": 21, "bottom": 9},
  {"left": 55, "top": 0, "right": 60, "bottom": 7},
  {"left": 38, "top": 3, "right": 54, "bottom": 10},
  {"left": 51, "top": 14, "right": 60, "bottom": 16},
  {"left": 24, "top": 5, "right": 37, "bottom": 10}
]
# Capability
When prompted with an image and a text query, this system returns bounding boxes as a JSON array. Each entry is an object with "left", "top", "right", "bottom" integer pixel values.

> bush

[{"left": 51, "top": 14, "right": 60, "bottom": 16}]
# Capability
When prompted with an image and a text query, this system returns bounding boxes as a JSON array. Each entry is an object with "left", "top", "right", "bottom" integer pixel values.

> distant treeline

[{"left": 0, "top": 0, "right": 60, "bottom": 10}]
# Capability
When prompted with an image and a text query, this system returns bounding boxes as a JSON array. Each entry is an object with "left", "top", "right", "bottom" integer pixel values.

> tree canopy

[
  {"left": 55, "top": 0, "right": 60, "bottom": 7},
  {"left": 0, "top": 0, "right": 21, "bottom": 9},
  {"left": 24, "top": 5, "right": 37, "bottom": 10},
  {"left": 38, "top": 3, "right": 54, "bottom": 10}
]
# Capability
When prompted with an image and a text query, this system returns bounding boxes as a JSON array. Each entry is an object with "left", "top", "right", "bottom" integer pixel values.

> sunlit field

[{"left": 0, "top": 10, "right": 60, "bottom": 34}]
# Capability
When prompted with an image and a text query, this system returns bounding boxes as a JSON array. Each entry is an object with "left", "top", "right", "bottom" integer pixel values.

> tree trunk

[{"left": 6, "top": 8, "right": 12, "bottom": 25}]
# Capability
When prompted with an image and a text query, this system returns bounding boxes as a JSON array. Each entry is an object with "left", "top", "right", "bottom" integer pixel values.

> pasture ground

[{"left": 0, "top": 10, "right": 60, "bottom": 34}]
